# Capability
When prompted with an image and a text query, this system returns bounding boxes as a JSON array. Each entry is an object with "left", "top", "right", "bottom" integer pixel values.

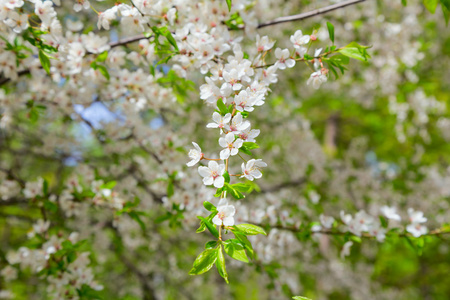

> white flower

[
  {"left": 219, "top": 132, "right": 243, "bottom": 160},
  {"left": 275, "top": 48, "right": 295, "bottom": 69},
  {"left": 212, "top": 199, "right": 236, "bottom": 226},
  {"left": 74, "top": 0, "right": 90, "bottom": 12},
  {"left": 226, "top": 112, "right": 250, "bottom": 134},
  {"left": 97, "top": 7, "right": 117, "bottom": 30},
  {"left": 406, "top": 223, "right": 428, "bottom": 238},
  {"left": 4, "top": 12, "right": 29, "bottom": 33},
  {"left": 319, "top": 214, "right": 335, "bottom": 229},
  {"left": 234, "top": 90, "right": 255, "bottom": 112},
  {"left": 340, "top": 241, "right": 353, "bottom": 259},
  {"left": 23, "top": 178, "right": 43, "bottom": 198},
  {"left": 5, "top": 0, "right": 24, "bottom": 9},
  {"left": 206, "top": 112, "right": 231, "bottom": 131},
  {"left": 35, "top": 0, "right": 57, "bottom": 26},
  {"left": 290, "top": 30, "right": 310, "bottom": 57},
  {"left": 380, "top": 205, "right": 401, "bottom": 221},
  {"left": 186, "top": 142, "right": 203, "bottom": 167},
  {"left": 369, "top": 224, "right": 386, "bottom": 242},
  {"left": 307, "top": 70, "right": 327, "bottom": 89},
  {"left": 198, "top": 161, "right": 225, "bottom": 188},
  {"left": 240, "top": 159, "right": 267, "bottom": 181},
  {"left": 238, "top": 126, "right": 260, "bottom": 142},
  {"left": 408, "top": 208, "right": 427, "bottom": 223},
  {"left": 256, "top": 35, "right": 275, "bottom": 52}
]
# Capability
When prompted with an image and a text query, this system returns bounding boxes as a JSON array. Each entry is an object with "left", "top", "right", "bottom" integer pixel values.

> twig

[{"left": 257, "top": 0, "right": 369, "bottom": 29}]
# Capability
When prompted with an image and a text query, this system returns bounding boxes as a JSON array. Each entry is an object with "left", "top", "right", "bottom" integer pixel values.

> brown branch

[
  {"left": 262, "top": 223, "right": 450, "bottom": 239},
  {"left": 257, "top": 0, "right": 369, "bottom": 29}
]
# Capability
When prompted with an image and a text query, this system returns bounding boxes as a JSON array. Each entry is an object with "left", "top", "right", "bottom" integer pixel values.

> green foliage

[
  {"left": 327, "top": 22, "right": 335, "bottom": 44},
  {"left": 338, "top": 42, "right": 371, "bottom": 62}
]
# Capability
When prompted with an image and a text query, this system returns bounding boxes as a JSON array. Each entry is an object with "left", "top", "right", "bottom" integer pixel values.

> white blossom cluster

[{"left": 0, "top": 0, "right": 448, "bottom": 298}]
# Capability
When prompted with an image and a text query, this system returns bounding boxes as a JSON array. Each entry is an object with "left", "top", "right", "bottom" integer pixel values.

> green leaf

[
  {"left": 443, "top": 3, "right": 450, "bottom": 25},
  {"left": 226, "top": 0, "right": 232, "bottom": 12},
  {"left": 234, "top": 224, "right": 266, "bottom": 236},
  {"left": 327, "top": 22, "right": 335, "bottom": 43},
  {"left": 189, "top": 249, "right": 218, "bottom": 275},
  {"left": 214, "top": 187, "right": 224, "bottom": 197},
  {"left": 242, "top": 142, "right": 259, "bottom": 150},
  {"left": 225, "top": 182, "right": 244, "bottom": 200},
  {"left": 129, "top": 211, "right": 146, "bottom": 231},
  {"left": 197, "top": 216, "right": 219, "bottom": 238},
  {"left": 402, "top": 0, "right": 407, "bottom": 6},
  {"left": 223, "top": 171, "right": 231, "bottom": 184},
  {"left": 441, "top": 0, "right": 450, "bottom": 10},
  {"left": 43, "top": 179, "right": 49, "bottom": 196},
  {"left": 44, "top": 200, "right": 58, "bottom": 213},
  {"left": 233, "top": 232, "right": 255, "bottom": 259},
  {"left": 205, "top": 241, "right": 218, "bottom": 249},
  {"left": 424, "top": 0, "right": 439, "bottom": 13},
  {"left": 230, "top": 183, "right": 252, "bottom": 193},
  {"left": 379, "top": 216, "right": 388, "bottom": 228},
  {"left": 216, "top": 245, "right": 229, "bottom": 283},
  {"left": 217, "top": 99, "right": 228, "bottom": 115},
  {"left": 101, "top": 181, "right": 116, "bottom": 190},
  {"left": 293, "top": 297, "right": 312, "bottom": 300},
  {"left": 203, "top": 201, "right": 216, "bottom": 212},
  {"left": 167, "top": 179, "right": 174, "bottom": 198},
  {"left": 338, "top": 42, "right": 371, "bottom": 62},
  {"left": 95, "top": 64, "right": 110, "bottom": 80},
  {"left": 67, "top": 251, "right": 77, "bottom": 264},
  {"left": 223, "top": 239, "right": 249, "bottom": 263},
  {"left": 196, "top": 211, "right": 215, "bottom": 233},
  {"left": 38, "top": 50, "right": 50, "bottom": 75},
  {"left": 96, "top": 51, "right": 108, "bottom": 62},
  {"left": 239, "top": 145, "right": 253, "bottom": 156}
]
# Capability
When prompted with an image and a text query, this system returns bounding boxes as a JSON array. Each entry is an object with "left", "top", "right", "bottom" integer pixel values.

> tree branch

[
  {"left": 0, "top": 0, "right": 369, "bottom": 86},
  {"left": 262, "top": 223, "right": 450, "bottom": 239},
  {"left": 257, "top": 0, "right": 369, "bottom": 29}
]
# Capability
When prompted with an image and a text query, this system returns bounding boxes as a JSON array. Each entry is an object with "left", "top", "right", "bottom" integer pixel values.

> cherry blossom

[
  {"left": 241, "top": 159, "right": 267, "bottom": 181},
  {"left": 212, "top": 199, "right": 236, "bottom": 227},
  {"left": 219, "top": 132, "right": 243, "bottom": 160},
  {"left": 198, "top": 161, "right": 225, "bottom": 188},
  {"left": 186, "top": 142, "right": 203, "bottom": 167},
  {"left": 274, "top": 48, "right": 295, "bottom": 69},
  {"left": 206, "top": 112, "right": 231, "bottom": 131}
]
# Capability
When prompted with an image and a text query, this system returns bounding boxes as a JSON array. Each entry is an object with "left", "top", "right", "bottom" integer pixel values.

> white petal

[
  {"left": 214, "top": 176, "right": 225, "bottom": 188},
  {"left": 212, "top": 215, "right": 222, "bottom": 226},
  {"left": 198, "top": 166, "right": 210, "bottom": 177},
  {"left": 220, "top": 149, "right": 230, "bottom": 160},
  {"left": 222, "top": 216, "right": 235, "bottom": 226},
  {"left": 203, "top": 177, "right": 214, "bottom": 186}
]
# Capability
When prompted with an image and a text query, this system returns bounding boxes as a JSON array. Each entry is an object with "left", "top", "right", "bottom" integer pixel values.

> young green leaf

[
  {"left": 423, "top": 0, "right": 439, "bottom": 13},
  {"left": 234, "top": 224, "right": 266, "bottom": 236},
  {"left": 216, "top": 99, "right": 228, "bottom": 115},
  {"left": 293, "top": 296, "right": 312, "bottom": 300},
  {"left": 242, "top": 142, "right": 259, "bottom": 150},
  {"left": 216, "top": 245, "right": 229, "bottom": 283},
  {"left": 223, "top": 239, "right": 249, "bottom": 263},
  {"left": 197, "top": 216, "right": 219, "bottom": 238},
  {"left": 225, "top": 182, "right": 245, "bottom": 200},
  {"left": 189, "top": 249, "right": 218, "bottom": 275},
  {"left": 327, "top": 22, "right": 335, "bottom": 43},
  {"left": 233, "top": 232, "right": 255, "bottom": 259},
  {"left": 203, "top": 201, "right": 216, "bottom": 212},
  {"left": 38, "top": 50, "right": 51, "bottom": 75},
  {"left": 205, "top": 241, "right": 218, "bottom": 249},
  {"left": 338, "top": 42, "right": 371, "bottom": 62},
  {"left": 226, "top": 0, "right": 232, "bottom": 12}
]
